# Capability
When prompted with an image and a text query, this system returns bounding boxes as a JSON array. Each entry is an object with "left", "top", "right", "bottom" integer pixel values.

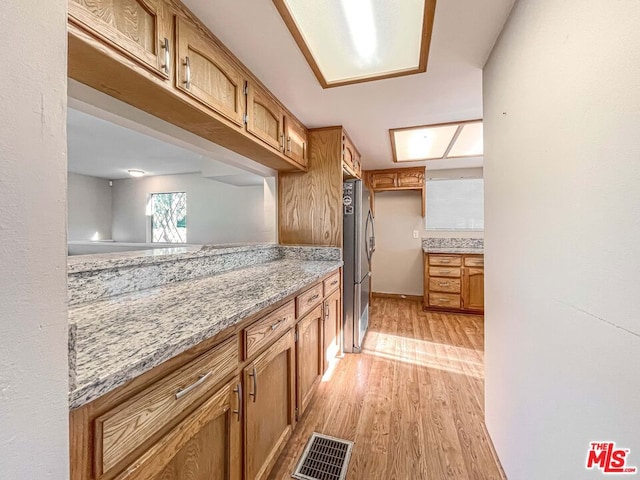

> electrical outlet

[{"left": 413, "top": 230, "right": 419, "bottom": 239}]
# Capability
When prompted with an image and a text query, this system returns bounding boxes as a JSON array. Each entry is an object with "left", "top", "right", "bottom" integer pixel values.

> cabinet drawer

[
  {"left": 464, "top": 256, "right": 484, "bottom": 267},
  {"left": 429, "top": 278, "right": 461, "bottom": 294},
  {"left": 323, "top": 271, "right": 341, "bottom": 296},
  {"left": 429, "top": 266, "right": 461, "bottom": 278},
  {"left": 95, "top": 336, "right": 239, "bottom": 475},
  {"left": 429, "top": 255, "right": 462, "bottom": 266},
  {"left": 296, "top": 283, "right": 324, "bottom": 319},
  {"left": 245, "top": 301, "right": 296, "bottom": 360},
  {"left": 429, "top": 293, "right": 461, "bottom": 309}
]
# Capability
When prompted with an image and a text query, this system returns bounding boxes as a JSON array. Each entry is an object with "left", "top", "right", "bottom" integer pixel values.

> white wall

[
  {"left": 372, "top": 190, "right": 424, "bottom": 296},
  {"left": 112, "top": 173, "right": 275, "bottom": 244},
  {"left": 0, "top": 0, "right": 69, "bottom": 478},
  {"left": 68, "top": 173, "right": 113, "bottom": 241},
  {"left": 371, "top": 167, "right": 483, "bottom": 295},
  {"left": 484, "top": 1, "right": 640, "bottom": 479}
]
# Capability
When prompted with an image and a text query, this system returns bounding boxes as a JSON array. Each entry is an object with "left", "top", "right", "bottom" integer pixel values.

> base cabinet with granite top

[
  {"left": 423, "top": 253, "right": 484, "bottom": 314},
  {"left": 70, "top": 268, "right": 342, "bottom": 480}
]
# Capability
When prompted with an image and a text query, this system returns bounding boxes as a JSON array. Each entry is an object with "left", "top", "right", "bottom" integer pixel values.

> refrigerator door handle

[
  {"left": 369, "top": 212, "right": 376, "bottom": 254},
  {"left": 364, "top": 211, "right": 372, "bottom": 263}
]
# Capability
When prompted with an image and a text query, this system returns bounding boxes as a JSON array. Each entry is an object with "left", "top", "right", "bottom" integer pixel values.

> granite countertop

[
  {"left": 69, "top": 258, "right": 342, "bottom": 409},
  {"left": 422, "top": 247, "right": 484, "bottom": 254}
]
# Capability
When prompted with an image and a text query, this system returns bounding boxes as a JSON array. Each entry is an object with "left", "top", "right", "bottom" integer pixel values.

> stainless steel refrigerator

[{"left": 342, "top": 179, "right": 375, "bottom": 353}]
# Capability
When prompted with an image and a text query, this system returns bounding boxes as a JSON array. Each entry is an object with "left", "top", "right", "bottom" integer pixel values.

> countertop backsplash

[
  {"left": 67, "top": 244, "right": 341, "bottom": 306},
  {"left": 422, "top": 237, "right": 484, "bottom": 251}
]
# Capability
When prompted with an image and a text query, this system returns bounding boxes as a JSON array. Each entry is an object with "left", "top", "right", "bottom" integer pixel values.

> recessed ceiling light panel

[
  {"left": 447, "top": 122, "right": 484, "bottom": 158},
  {"left": 274, "top": 0, "right": 436, "bottom": 88},
  {"left": 127, "top": 169, "right": 145, "bottom": 177},
  {"left": 390, "top": 120, "right": 483, "bottom": 162}
]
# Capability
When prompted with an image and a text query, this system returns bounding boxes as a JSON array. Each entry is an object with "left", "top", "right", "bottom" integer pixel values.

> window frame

[{"left": 146, "top": 191, "right": 188, "bottom": 244}]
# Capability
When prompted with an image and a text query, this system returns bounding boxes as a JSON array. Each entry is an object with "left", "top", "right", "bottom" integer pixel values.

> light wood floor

[{"left": 268, "top": 297, "right": 505, "bottom": 480}]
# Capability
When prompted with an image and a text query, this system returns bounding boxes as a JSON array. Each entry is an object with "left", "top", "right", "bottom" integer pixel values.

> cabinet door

[
  {"left": 323, "top": 289, "right": 341, "bottom": 372},
  {"left": 342, "top": 134, "right": 356, "bottom": 172},
  {"left": 246, "top": 82, "right": 285, "bottom": 152},
  {"left": 244, "top": 330, "right": 296, "bottom": 480},
  {"left": 370, "top": 172, "right": 397, "bottom": 190},
  {"left": 116, "top": 378, "right": 242, "bottom": 480},
  {"left": 397, "top": 169, "right": 424, "bottom": 188},
  {"left": 296, "top": 306, "right": 323, "bottom": 418},
  {"left": 285, "top": 116, "right": 308, "bottom": 168},
  {"left": 462, "top": 267, "right": 485, "bottom": 311},
  {"left": 69, "top": 0, "right": 170, "bottom": 78},
  {"left": 175, "top": 17, "right": 245, "bottom": 126}
]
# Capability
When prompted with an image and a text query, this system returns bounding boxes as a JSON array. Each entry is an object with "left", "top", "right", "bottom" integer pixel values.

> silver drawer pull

[
  {"left": 330, "top": 279, "right": 338, "bottom": 286},
  {"left": 438, "top": 282, "right": 450, "bottom": 287},
  {"left": 309, "top": 293, "right": 320, "bottom": 303},
  {"left": 271, "top": 318, "right": 286, "bottom": 330},
  {"left": 175, "top": 371, "right": 212, "bottom": 400},
  {"left": 439, "top": 259, "right": 451, "bottom": 263},
  {"left": 439, "top": 270, "right": 451, "bottom": 274}
]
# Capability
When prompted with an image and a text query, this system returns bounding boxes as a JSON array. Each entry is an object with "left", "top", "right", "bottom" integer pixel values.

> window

[
  {"left": 149, "top": 192, "right": 187, "bottom": 243},
  {"left": 426, "top": 178, "right": 484, "bottom": 230}
]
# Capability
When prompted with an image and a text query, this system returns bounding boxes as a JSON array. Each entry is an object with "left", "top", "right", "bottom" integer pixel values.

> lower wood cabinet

[
  {"left": 323, "top": 289, "right": 341, "bottom": 371},
  {"left": 115, "top": 377, "right": 242, "bottom": 480},
  {"left": 244, "top": 330, "right": 296, "bottom": 480},
  {"left": 70, "top": 269, "right": 342, "bottom": 480},
  {"left": 423, "top": 253, "right": 484, "bottom": 313},
  {"left": 295, "top": 305, "right": 323, "bottom": 418}
]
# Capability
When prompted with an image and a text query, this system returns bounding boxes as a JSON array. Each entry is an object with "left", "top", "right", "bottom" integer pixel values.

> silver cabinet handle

[
  {"left": 271, "top": 317, "right": 286, "bottom": 330},
  {"left": 440, "top": 259, "right": 451, "bottom": 264},
  {"left": 175, "top": 371, "right": 212, "bottom": 400},
  {"left": 287, "top": 136, "right": 292, "bottom": 153},
  {"left": 280, "top": 132, "right": 285, "bottom": 152},
  {"left": 184, "top": 56, "right": 191, "bottom": 89},
  {"left": 324, "top": 301, "right": 329, "bottom": 320},
  {"left": 248, "top": 366, "right": 257, "bottom": 403},
  {"left": 439, "top": 270, "right": 451, "bottom": 274},
  {"left": 438, "top": 282, "right": 450, "bottom": 287},
  {"left": 161, "top": 37, "right": 170, "bottom": 75},
  {"left": 232, "top": 382, "right": 242, "bottom": 422},
  {"left": 302, "top": 142, "right": 306, "bottom": 160}
]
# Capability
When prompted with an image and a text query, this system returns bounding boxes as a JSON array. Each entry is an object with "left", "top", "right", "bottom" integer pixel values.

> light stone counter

[{"left": 69, "top": 258, "right": 342, "bottom": 409}]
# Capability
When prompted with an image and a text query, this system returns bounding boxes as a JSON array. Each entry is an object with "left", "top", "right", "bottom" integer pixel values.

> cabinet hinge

[
  {"left": 243, "top": 82, "right": 249, "bottom": 95},
  {"left": 295, "top": 407, "right": 299, "bottom": 422},
  {"left": 294, "top": 330, "right": 299, "bottom": 342},
  {"left": 243, "top": 113, "right": 248, "bottom": 124}
]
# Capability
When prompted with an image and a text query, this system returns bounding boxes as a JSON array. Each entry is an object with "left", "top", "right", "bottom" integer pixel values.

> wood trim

[
  {"left": 372, "top": 292, "right": 423, "bottom": 302},
  {"left": 272, "top": 0, "right": 437, "bottom": 89},
  {"left": 389, "top": 119, "right": 483, "bottom": 163}
]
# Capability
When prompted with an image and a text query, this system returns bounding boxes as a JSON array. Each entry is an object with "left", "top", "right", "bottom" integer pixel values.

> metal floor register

[{"left": 292, "top": 433, "right": 354, "bottom": 480}]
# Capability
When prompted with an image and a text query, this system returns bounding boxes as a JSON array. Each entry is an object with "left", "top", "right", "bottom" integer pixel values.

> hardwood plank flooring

[{"left": 268, "top": 297, "right": 505, "bottom": 480}]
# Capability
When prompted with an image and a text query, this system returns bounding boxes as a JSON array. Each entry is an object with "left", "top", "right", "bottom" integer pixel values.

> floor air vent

[{"left": 292, "top": 432, "right": 353, "bottom": 480}]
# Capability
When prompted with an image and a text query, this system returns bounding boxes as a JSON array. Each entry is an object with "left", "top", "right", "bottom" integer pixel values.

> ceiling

[
  {"left": 67, "top": 108, "right": 265, "bottom": 186},
  {"left": 182, "top": 0, "right": 515, "bottom": 170}
]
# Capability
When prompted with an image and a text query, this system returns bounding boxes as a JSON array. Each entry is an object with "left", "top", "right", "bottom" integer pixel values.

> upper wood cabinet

[
  {"left": 175, "top": 17, "right": 246, "bottom": 126},
  {"left": 279, "top": 127, "right": 362, "bottom": 247},
  {"left": 69, "top": 0, "right": 171, "bottom": 78},
  {"left": 285, "top": 115, "right": 308, "bottom": 168},
  {"left": 342, "top": 132, "right": 362, "bottom": 178},
  {"left": 366, "top": 166, "right": 426, "bottom": 217},
  {"left": 246, "top": 81, "right": 285, "bottom": 152},
  {"left": 244, "top": 330, "right": 296, "bottom": 480}
]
